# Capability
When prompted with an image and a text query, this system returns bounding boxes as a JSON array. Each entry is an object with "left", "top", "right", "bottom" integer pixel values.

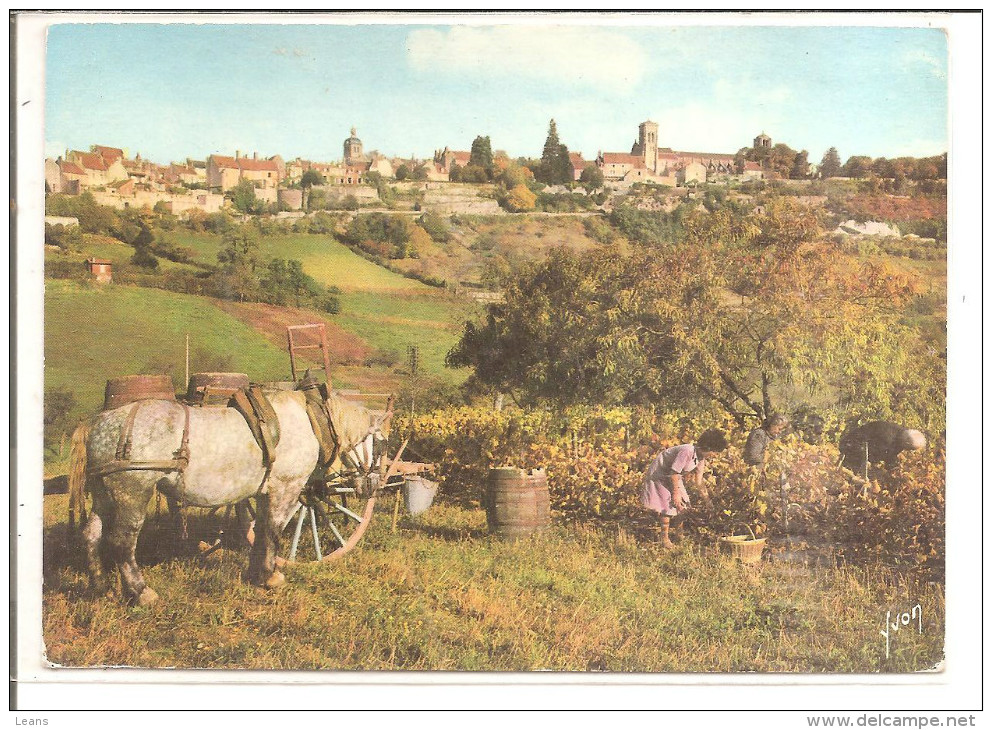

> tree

[
  {"left": 734, "top": 149, "right": 749, "bottom": 175},
  {"left": 230, "top": 179, "right": 259, "bottom": 214},
  {"left": 216, "top": 223, "right": 261, "bottom": 301},
  {"left": 579, "top": 164, "right": 605, "bottom": 191},
  {"left": 300, "top": 169, "right": 325, "bottom": 211},
  {"left": 554, "top": 143, "right": 573, "bottom": 185},
  {"left": 536, "top": 120, "right": 574, "bottom": 185},
  {"left": 790, "top": 150, "right": 809, "bottom": 179},
  {"left": 540, "top": 119, "right": 562, "bottom": 182},
  {"left": 841, "top": 155, "right": 873, "bottom": 179},
  {"left": 819, "top": 147, "right": 842, "bottom": 178},
  {"left": 448, "top": 199, "right": 931, "bottom": 427},
  {"left": 395, "top": 164, "right": 410, "bottom": 181},
  {"left": 469, "top": 136, "right": 494, "bottom": 179}
]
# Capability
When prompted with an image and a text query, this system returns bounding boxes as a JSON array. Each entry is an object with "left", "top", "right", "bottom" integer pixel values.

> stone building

[
  {"left": 206, "top": 152, "right": 281, "bottom": 192},
  {"left": 597, "top": 120, "right": 760, "bottom": 186},
  {"left": 343, "top": 127, "right": 366, "bottom": 167}
]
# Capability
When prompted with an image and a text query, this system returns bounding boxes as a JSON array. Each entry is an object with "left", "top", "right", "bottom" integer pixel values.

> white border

[{"left": 12, "top": 10, "right": 984, "bottom": 713}]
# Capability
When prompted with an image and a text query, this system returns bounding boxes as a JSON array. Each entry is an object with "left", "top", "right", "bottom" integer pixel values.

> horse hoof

[
  {"left": 264, "top": 571, "right": 286, "bottom": 590},
  {"left": 137, "top": 587, "right": 159, "bottom": 607}
]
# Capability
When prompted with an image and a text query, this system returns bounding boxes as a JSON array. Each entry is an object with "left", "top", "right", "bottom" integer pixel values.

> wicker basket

[{"left": 719, "top": 525, "right": 766, "bottom": 564}]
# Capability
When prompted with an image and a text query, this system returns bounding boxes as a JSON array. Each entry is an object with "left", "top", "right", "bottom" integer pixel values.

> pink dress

[{"left": 640, "top": 444, "right": 700, "bottom": 516}]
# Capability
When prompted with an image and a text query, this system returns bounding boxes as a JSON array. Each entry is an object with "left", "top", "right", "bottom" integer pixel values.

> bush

[
  {"left": 418, "top": 211, "right": 451, "bottom": 242},
  {"left": 130, "top": 247, "right": 160, "bottom": 270},
  {"left": 501, "top": 184, "right": 536, "bottom": 213},
  {"left": 44, "top": 223, "right": 82, "bottom": 252}
]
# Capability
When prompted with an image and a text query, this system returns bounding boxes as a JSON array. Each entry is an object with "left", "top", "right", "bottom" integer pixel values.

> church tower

[
  {"left": 637, "top": 120, "right": 659, "bottom": 173},
  {"left": 343, "top": 127, "right": 364, "bottom": 166}
]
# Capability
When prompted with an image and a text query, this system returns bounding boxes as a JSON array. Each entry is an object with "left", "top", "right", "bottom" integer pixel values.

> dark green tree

[
  {"left": 841, "top": 155, "right": 873, "bottom": 179},
  {"left": 790, "top": 150, "right": 809, "bottom": 179},
  {"left": 540, "top": 119, "right": 561, "bottom": 177},
  {"left": 819, "top": 147, "right": 842, "bottom": 178},
  {"left": 217, "top": 223, "right": 261, "bottom": 301},
  {"left": 300, "top": 169, "right": 324, "bottom": 211},
  {"left": 579, "top": 164, "right": 605, "bottom": 191},
  {"left": 230, "top": 179, "right": 260, "bottom": 214},
  {"left": 469, "top": 136, "right": 494, "bottom": 179}
]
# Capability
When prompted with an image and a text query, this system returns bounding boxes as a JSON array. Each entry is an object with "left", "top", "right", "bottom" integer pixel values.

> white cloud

[{"left": 406, "top": 26, "right": 648, "bottom": 93}]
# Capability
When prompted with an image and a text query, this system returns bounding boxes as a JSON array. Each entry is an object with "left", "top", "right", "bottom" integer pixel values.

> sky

[{"left": 44, "top": 18, "right": 949, "bottom": 166}]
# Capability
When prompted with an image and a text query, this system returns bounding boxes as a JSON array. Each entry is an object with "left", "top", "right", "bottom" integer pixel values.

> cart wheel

[{"left": 279, "top": 480, "right": 380, "bottom": 564}]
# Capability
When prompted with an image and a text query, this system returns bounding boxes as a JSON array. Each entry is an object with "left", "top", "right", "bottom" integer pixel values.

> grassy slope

[
  {"left": 167, "top": 231, "right": 475, "bottom": 378},
  {"left": 45, "top": 280, "right": 295, "bottom": 416},
  {"left": 42, "top": 496, "right": 944, "bottom": 672}
]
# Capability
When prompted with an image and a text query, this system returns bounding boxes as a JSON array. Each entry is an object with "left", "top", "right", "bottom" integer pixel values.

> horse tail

[{"left": 68, "top": 420, "right": 91, "bottom": 527}]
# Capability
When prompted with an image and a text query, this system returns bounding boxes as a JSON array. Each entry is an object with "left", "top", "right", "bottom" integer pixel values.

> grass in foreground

[{"left": 42, "top": 495, "right": 943, "bottom": 673}]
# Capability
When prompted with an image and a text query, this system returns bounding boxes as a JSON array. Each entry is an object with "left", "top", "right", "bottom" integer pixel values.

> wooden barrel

[
  {"left": 186, "top": 372, "right": 249, "bottom": 405},
  {"left": 103, "top": 375, "right": 176, "bottom": 411},
  {"left": 485, "top": 467, "right": 550, "bottom": 539}
]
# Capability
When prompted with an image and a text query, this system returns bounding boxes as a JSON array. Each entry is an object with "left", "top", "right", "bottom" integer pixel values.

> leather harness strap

[{"left": 90, "top": 401, "right": 192, "bottom": 478}]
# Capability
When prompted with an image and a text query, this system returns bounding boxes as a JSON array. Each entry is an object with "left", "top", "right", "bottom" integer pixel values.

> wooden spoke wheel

[{"left": 280, "top": 478, "right": 381, "bottom": 564}]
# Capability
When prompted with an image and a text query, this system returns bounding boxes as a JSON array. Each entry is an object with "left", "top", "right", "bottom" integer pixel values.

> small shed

[{"left": 85, "top": 258, "right": 113, "bottom": 283}]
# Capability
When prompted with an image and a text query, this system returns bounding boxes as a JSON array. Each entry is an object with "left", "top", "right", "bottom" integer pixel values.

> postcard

[{"left": 12, "top": 10, "right": 982, "bottom": 718}]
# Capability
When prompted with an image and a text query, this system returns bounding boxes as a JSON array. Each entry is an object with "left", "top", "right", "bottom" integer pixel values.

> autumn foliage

[{"left": 399, "top": 406, "right": 944, "bottom": 575}]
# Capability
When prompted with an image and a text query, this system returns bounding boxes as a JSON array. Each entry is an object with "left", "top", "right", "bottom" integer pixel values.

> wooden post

[{"left": 391, "top": 488, "right": 402, "bottom": 533}]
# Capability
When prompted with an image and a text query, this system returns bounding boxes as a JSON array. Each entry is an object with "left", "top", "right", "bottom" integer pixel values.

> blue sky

[{"left": 45, "top": 21, "right": 948, "bottom": 166}]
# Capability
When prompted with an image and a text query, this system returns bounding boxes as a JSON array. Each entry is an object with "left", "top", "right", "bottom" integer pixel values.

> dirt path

[{"left": 211, "top": 299, "right": 371, "bottom": 366}]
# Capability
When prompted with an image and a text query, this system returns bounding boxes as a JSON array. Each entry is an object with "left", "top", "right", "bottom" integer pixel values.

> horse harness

[{"left": 89, "top": 400, "right": 192, "bottom": 478}]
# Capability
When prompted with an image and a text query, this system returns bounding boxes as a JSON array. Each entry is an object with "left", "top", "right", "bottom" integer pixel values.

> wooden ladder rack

[{"left": 286, "top": 323, "right": 332, "bottom": 382}]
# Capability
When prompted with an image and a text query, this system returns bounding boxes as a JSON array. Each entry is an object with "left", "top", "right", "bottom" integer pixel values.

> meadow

[{"left": 41, "top": 494, "right": 944, "bottom": 673}]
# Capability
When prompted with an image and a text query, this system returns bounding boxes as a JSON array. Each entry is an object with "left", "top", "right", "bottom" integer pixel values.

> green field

[
  {"left": 165, "top": 230, "right": 474, "bottom": 378},
  {"left": 167, "top": 231, "right": 429, "bottom": 293},
  {"left": 45, "top": 280, "right": 295, "bottom": 417}
]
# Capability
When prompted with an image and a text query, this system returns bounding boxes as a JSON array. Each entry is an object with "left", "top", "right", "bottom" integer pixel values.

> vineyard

[{"left": 397, "top": 405, "right": 945, "bottom": 577}]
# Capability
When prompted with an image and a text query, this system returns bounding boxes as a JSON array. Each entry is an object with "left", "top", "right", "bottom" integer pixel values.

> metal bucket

[
  {"left": 104, "top": 375, "right": 176, "bottom": 411},
  {"left": 403, "top": 476, "right": 439, "bottom": 516},
  {"left": 485, "top": 467, "right": 550, "bottom": 539},
  {"left": 186, "top": 372, "right": 249, "bottom": 405}
]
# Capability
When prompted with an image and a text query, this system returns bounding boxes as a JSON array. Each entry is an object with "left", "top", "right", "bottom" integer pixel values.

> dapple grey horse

[{"left": 69, "top": 387, "right": 390, "bottom": 606}]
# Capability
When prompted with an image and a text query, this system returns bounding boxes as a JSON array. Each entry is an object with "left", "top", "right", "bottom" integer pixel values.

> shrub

[
  {"left": 502, "top": 184, "right": 536, "bottom": 212},
  {"left": 418, "top": 211, "right": 451, "bottom": 242},
  {"left": 130, "top": 247, "right": 160, "bottom": 270}
]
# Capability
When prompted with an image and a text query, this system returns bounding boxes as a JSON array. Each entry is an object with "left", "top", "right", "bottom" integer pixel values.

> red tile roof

[
  {"left": 744, "top": 161, "right": 762, "bottom": 171},
  {"left": 451, "top": 151, "right": 472, "bottom": 164},
  {"left": 602, "top": 153, "right": 644, "bottom": 168},
  {"left": 210, "top": 155, "right": 239, "bottom": 169},
  {"left": 59, "top": 161, "right": 85, "bottom": 175},
  {"left": 237, "top": 158, "right": 279, "bottom": 172},
  {"left": 75, "top": 152, "right": 108, "bottom": 171},
  {"left": 92, "top": 145, "right": 124, "bottom": 162},
  {"left": 675, "top": 151, "right": 735, "bottom": 163}
]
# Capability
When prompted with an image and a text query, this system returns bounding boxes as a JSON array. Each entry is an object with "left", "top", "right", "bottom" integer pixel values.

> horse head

[{"left": 330, "top": 393, "right": 395, "bottom": 497}]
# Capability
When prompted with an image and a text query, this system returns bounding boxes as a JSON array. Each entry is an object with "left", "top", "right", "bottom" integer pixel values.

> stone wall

[{"left": 420, "top": 183, "right": 502, "bottom": 215}]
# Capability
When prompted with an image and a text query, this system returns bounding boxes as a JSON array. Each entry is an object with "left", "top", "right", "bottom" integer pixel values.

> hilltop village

[{"left": 45, "top": 121, "right": 774, "bottom": 215}]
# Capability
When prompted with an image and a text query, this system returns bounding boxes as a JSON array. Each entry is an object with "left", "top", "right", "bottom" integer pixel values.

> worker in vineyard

[
  {"left": 640, "top": 429, "right": 729, "bottom": 549},
  {"left": 743, "top": 414, "right": 790, "bottom": 467}
]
